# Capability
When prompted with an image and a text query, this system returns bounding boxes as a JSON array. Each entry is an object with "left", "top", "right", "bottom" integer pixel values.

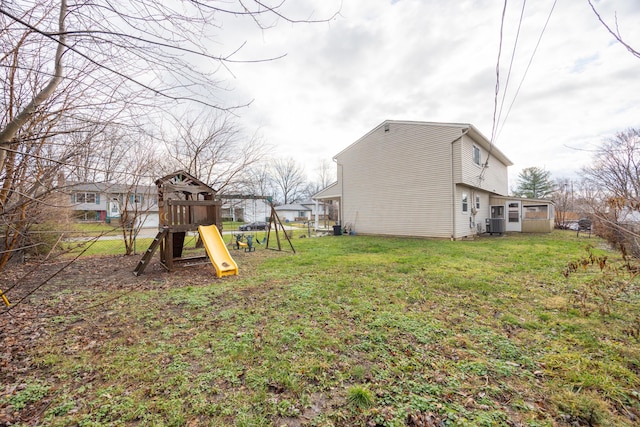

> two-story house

[
  {"left": 68, "top": 182, "right": 159, "bottom": 228},
  {"left": 313, "top": 120, "right": 553, "bottom": 239}
]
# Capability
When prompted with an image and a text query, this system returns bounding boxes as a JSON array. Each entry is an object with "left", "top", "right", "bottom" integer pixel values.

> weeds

[
  {"left": 3, "top": 231, "right": 640, "bottom": 426},
  {"left": 5, "top": 380, "right": 50, "bottom": 411},
  {"left": 565, "top": 244, "right": 640, "bottom": 316},
  {"left": 346, "top": 385, "right": 375, "bottom": 409}
]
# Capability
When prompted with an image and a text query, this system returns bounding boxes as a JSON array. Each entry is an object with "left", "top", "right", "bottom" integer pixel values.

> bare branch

[{"left": 587, "top": 0, "right": 640, "bottom": 59}]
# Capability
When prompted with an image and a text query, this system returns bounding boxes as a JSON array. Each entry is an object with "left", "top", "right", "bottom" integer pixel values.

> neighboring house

[
  {"left": 275, "top": 200, "right": 329, "bottom": 223},
  {"left": 67, "top": 182, "right": 159, "bottom": 228},
  {"left": 275, "top": 203, "right": 312, "bottom": 222},
  {"left": 221, "top": 198, "right": 271, "bottom": 223},
  {"left": 313, "top": 120, "right": 554, "bottom": 239}
]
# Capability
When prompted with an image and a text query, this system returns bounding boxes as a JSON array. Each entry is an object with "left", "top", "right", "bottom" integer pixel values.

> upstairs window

[
  {"left": 74, "top": 192, "right": 98, "bottom": 204},
  {"left": 473, "top": 145, "right": 481, "bottom": 166}
]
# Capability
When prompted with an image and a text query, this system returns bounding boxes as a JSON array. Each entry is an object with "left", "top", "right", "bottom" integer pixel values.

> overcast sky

[{"left": 217, "top": 0, "right": 640, "bottom": 187}]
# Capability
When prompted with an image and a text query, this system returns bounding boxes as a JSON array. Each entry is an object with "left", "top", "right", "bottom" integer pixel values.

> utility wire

[
  {"left": 496, "top": 0, "right": 558, "bottom": 142},
  {"left": 490, "top": 0, "right": 510, "bottom": 147},
  {"left": 494, "top": 0, "right": 528, "bottom": 140},
  {"left": 480, "top": 0, "right": 509, "bottom": 184}
]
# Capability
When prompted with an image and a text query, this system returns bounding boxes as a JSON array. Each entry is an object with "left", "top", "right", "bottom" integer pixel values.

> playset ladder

[{"left": 133, "top": 229, "right": 168, "bottom": 276}]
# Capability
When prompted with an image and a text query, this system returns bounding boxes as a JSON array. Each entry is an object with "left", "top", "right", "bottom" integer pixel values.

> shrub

[{"left": 24, "top": 222, "right": 65, "bottom": 257}]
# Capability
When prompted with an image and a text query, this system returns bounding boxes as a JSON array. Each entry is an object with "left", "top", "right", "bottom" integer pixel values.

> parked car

[
  {"left": 239, "top": 221, "right": 268, "bottom": 231},
  {"left": 558, "top": 221, "right": 579, "bottom": 231}
]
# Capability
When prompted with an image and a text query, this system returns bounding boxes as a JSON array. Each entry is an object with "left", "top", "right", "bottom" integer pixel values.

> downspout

[
  {"left": 335, "top": 158, "right": 343, "bottom": 226},
  {"left": 451, "top": 129, "right": 470, "bottom": 240}
]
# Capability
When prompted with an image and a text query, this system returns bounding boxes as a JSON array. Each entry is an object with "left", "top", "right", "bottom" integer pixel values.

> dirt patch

[{"left": 0, "top": 251, "right": 268, "bottom": 424}]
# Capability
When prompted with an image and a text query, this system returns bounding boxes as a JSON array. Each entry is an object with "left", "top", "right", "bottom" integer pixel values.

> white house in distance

[
  {"left": 221, "top": 197, "right": 271, "bottom": 223},
  {"left": 313, "top": 120, "right": 554, "bottom": 239},
  {"left": 275, "top": 200, "right": 329, "bottom": 224}
]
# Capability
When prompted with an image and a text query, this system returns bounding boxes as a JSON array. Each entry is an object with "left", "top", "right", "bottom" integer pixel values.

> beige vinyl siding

[
  {"left": 456, "top": 137, "right": 484, "bottom": 188},
  {"left": 336, "top": 122, "right": 462, "bottom": 238},
  {"left": 453, "top": 185, "right": 487, "bottom": 238},
  {"left": 476, "top": 191, "right": 491, "bottom": 233},
  {"left": 457, "top": 135, "right": 509, "bottom": 195}
]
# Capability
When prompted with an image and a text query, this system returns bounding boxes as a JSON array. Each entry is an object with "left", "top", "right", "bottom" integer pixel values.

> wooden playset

[
  {"left": 134, "top": 171, "right": 221, "bottom": 275},
  {"left": 134, "top": 171, "right": 295, "bottom": 277}
]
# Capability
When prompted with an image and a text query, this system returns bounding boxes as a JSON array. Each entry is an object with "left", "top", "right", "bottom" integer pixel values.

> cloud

[{"left": 212, "top": 0, "right": 640, "bottom": 184}]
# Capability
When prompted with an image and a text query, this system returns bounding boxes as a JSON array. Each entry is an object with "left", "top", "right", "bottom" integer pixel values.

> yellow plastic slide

[{"left": 198, "top": 224, "right": 239, "bottom": 278}]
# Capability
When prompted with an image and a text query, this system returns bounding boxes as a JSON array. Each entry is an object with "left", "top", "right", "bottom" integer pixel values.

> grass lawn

[{"left": 2, "top": 231, "right": 639, "bottom": 426}]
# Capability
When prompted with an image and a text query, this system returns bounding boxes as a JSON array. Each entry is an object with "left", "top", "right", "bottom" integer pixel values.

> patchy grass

[{"left": 2, "top": 230, "right": 639, "bottom": 426}]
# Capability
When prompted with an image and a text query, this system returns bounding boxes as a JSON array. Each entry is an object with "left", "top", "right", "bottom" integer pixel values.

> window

[
  {"left": 462, "top": 192, "right": 468, "bottom": 213},
  {"left": 473, "top": 145, "right": 481, "bottom": 166},
  {"left": 475, "top": 195, "right": 480, "bottom": 210},
  {"left": 130, "top": 193, "right": 144, "bottom": 204},
  {"left": 523, "top": 205, "right": 549, "bottom": 219},
  {"left": 74, "top": 192, "right": 98, "bottom": 204},
  {"left": 508, "top": 202, "right": 520, "bottom": 223}
]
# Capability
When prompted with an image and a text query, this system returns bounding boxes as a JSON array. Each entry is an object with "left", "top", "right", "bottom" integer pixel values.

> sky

[{"left": 214, "top": 0, "right": 640, "bottom": 188}]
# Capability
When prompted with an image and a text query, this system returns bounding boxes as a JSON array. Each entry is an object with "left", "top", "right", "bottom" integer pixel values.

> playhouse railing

[{"left": 162, "top": 199, "right": 220, "bottom": 232}]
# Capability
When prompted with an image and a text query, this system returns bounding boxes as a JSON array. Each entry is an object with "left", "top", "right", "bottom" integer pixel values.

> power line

[
  {"left": 495, "top": 0, "right": 558, "bottom": 142},
  {"left": 490, "top": 0, "right": 510, "bottom": 147},
  {"left": 494, "top": 0, "right": 528, "bottom": 140},
  {"left": 480, "top": 0, "right": 510, "bottom": 184}
]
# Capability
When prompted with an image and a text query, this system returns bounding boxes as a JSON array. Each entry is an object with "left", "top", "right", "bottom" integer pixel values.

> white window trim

[{"left": 473, "top": 145, "right": 481, "bottom": 166}]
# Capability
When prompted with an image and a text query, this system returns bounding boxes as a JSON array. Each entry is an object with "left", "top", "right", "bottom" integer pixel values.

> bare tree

[
  {"left": 305, "top": 159, "right": 336, "bottom": 196},
  {"left": 581, "top": 128, "right": 640, "bottom": 256},
  {"left": 239, "top": 164, "right": 275, "bottom": 199},
  {"left": 161, "top": 111, "right": 269, "bottom": 192},
  {"left": 115, "top": 139, "right": 160, "bottom": 255},
  {"left": 0, "top": 0, "right": 337, "bottom": 304},
  {"left": 64, "top": 124, "right": 131, "bottom": 183},
  {"left": 552, "top": 178, "right": 573, "bottom": 229},
  {"left": 271, "top": 157, "right": 307, "bottom": 205},
  {"left": 582, "top": 129, "right": 640, "bottom": 202}
]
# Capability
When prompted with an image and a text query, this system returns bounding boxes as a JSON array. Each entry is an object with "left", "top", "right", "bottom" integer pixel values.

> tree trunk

[{"left": 0, "top": 0, "right": 67, "bottom": 171}]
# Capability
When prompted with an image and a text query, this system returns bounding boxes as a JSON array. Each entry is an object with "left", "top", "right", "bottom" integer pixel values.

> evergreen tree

[{"left": 514, "top": 167, "right": 555, "bottom": 199}]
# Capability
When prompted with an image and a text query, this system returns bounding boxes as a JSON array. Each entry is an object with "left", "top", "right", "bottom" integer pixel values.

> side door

[{"left": 506, "top": 200, "right": 521, "bottom": 232}]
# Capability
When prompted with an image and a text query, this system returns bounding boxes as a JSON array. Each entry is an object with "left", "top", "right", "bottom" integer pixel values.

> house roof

[
  {"left": 155, "top": 170, "right": 216, "bottom": 197},
  {"left": 312, "top": 182, "right": 340, "bottom": 200},
  {"left": 334, "top": 120, "right": 513, "bottom": 167},
  {"left": 299, "top": 199, "right": 324, "bottom": 206},
  {"left": 490, "top": 195, "right": 555, "bottom": 205},
  {"left": 66, "top": 182, "right": 156, "bottom": 194},
  {"left": 275, "top": 203, "right": 311, "bottom": 212}
]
